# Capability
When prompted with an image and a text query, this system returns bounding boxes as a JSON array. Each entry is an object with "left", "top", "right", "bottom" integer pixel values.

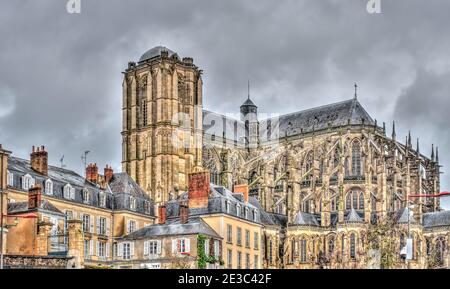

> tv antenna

[
  {"left": 81, "top": 151, "right": 90, "bottom": 169},
  {"left": 59, "top": 155, "right": 66, "bottom": 169}
]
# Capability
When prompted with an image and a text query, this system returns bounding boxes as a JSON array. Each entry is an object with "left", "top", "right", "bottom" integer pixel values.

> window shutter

[
  {"left": 172, "top": 239, "right": 177, "bottom": 254},
  {"left": 118, "top": 243, "right": 123, "bottom": 257},
  {"left": 144, "top": 241, "right": 149, "bottom": 256},
  {"left": 157, "top": 240, "right": 161, "bottom": 255},
  {"left": 106, "top": 243, "right": 110, "bottom": 258},
  {"left": 89, "top": 240, "right": 94, "bottom": 257},
  {"left": 96, "top": 241, "right": 100, "bottom": 257},
  {"left": 70, "top": 187, "right": 75, "bottom": 200},
  {"left": 106, "top": 218, "right": 110, "bottom": 236},
  {"left": 185, "top": 239, "right": 190, "bottom": 253},
  {"left": 96, "top": 216, "right": 100, "bottom": 234},
  {"left": 130, "top": 243, "right": 135, "bottom": 256},
  {"left": 214, "top": 240, "right": 220, "bottom": 259},
  {"left": 90, "top": 215, "right": 94, "bottom": 233},
  {"left": 209, "top": 238, "right": 214, "bottom": 257},
  {"left": 205, "top": 240, "right": 210, "bottom": 256}
]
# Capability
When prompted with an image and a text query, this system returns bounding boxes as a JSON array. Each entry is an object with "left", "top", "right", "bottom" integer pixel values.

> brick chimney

[
  {"left": 234, "top": 184, "right": 249, "bottom": 203},
  {"left": 86, "top": 163, "right": 99, "bottom": 183},
  {"left": 28, "top": 185, "right": 42, "bottom": 210},
  {"left": 158, "top": 205, "right": 167, "bottom": 224},
  {"left": 188, "top": 171, "right": 211, "bottom": 209},
  {"left": 30, "top": 146, "right": 48, "bottom": 176},
  {"left": 104, "top": 165, "right": 114, "bottom": 184},
  {"left": 180, "top": 203, "right": 189, "bottom": 224}
]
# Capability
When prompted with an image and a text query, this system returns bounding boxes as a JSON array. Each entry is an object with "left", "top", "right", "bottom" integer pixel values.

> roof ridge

[{"left": 261, "top": 98, "right": 354, "bottom": 121}]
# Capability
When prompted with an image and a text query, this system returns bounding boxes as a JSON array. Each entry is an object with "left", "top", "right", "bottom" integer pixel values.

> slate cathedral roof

[
  {"left": 7, "top": 156, "right": 155, "bottom": 217},
  {"left": 202, "top": 98, "right": 375, "bottom": 141}
]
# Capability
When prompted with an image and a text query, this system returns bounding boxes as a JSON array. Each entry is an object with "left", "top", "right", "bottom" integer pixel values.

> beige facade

[{"left": 201, "top": 214, "right": 263, "bottom": 269}]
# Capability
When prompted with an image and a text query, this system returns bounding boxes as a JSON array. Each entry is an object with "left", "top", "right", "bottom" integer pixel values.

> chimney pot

[
  {"left": 86, "top": 163, "right": 99, "bottom": 183},
  {"left": 180, "top": 204, "right": 189, "bottom": 224},
  {"left": 234, "top": 184, "right": 249, "bottom": 203},
  {"left": 158, "top": 205, "right": 167, "bottom": 224},
  {"left": 28, "top": 185, "right": 42, "bottom": 210},
  {"left": 30, "top": 145, "right": 48, "bottom": 176}
]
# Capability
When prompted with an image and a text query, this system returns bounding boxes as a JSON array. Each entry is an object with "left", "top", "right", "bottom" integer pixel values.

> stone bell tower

[{"left": 121, "top": 46, "right": 203, "bottom": 204}]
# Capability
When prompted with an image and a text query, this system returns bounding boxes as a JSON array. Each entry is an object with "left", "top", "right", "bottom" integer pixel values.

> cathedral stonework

[{"left": 124, "top": 46, "right": 449, "bottom": 269}]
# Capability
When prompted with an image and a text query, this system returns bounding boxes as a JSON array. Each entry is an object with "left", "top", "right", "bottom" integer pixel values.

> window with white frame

[
  {"left": 227, "top": 224, "right": 232, "bottom": 243},
  {"left": 82, "top": 214, "right": 90, "bottom": 233},
  {"left": 172, "top": 238, "right": 190, "bottom": 254},
  {"left": 82, "top": 189, "right": 90, "bottom": 204},
  {"left": 254, "top": 255, "right": 259, "bottom": 269},
  {"left": 214, "top": 240, "right": 220, "bottom": 259},
  {"left": 253, "top": 210, "right": 258, "bottom": 222},
  {"left": 226, "top": 201, "right": 231, "bottom": 214},
  {"left": 121, "top": 242, "right": 134, "bottom": 260},
  {"left": 144, "top": 240, "right": 161, "bottom": 257},
  {"left": 7, "top": 170, "right": 13, "bottom": 186},
  {"left": 99, "top": 191, "right": 106, "bottom": 207},
  {"left": 21, "top": 174, "right": 35, "bottom": 190},
  {"left": 97, "top": 217, "right": 107, "bottom": 235},
  {"left": 227, "top": 249, "right": 232, "bottom": 269},
  {"left": 237, "top": 227, "right": 242, "bottom": 246},
  {"left": 254, "top": 232, "right": 259, "bottom": 250},
  {"left": 97, "top": 241, "right": 106, "bottom": 258},
  {"left": 236, "top": 204, "right": 241, "bottom": 217},
  {"left": 244, "top": 207, "right": 249, "bottom": 219},
  {"left": 130, "top": 196, "right": 137, "bottom": 211},
  {"left": 63, "top": 184, "right": 75, "bottom": 200},
  {"left": 127, "top": 219, "right": 137, "bottom": 234},
  {"left": 45, "top": 179, "right": 53, "bottom": 195},
  {"left": 245, "top": 230, "right": 250, "bottom": 248},
  {"left": 204, "top": 239, "right": 210, "bottom": 256}
]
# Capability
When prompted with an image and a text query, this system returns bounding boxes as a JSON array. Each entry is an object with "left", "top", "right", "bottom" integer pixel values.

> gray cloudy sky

[{"left": 1, "top": 0, "right": 450, "bottom": 208}]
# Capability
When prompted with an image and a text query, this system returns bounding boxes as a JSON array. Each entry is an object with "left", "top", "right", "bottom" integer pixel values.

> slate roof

[
  {"left": 7, "top": 156, "right": 154, "bottom": 217},
  {"left": 293, "top": 211, "right": 320, "bottom": 226},
  {"left": 423, "top": 210, "right": 450, "bottom": 228},
  {"left": 241, "top": 98, "right": 257, "bottom": 107},
  {"left": 8, "top": 200, "right": 64, "bottom": 216},
  {"left": 248, "top": 196, "right": 287, "bottom": 227},
  {"left": 121, "top": 217, "right": 221, "bottom": 241},
  {"left": 166, "top": 185, "right": 262, "bottom": 224},
  {"left": 202, "top": 98, "right": 375, "bottom": 143},
  {"left": 268, "top": 98, "right": 375, "bottom": 138},
  {"left": 394, "top": 208, "right": 416, "bottom": 224},
  {"left": 139, "top": 46, "right": 177, "bottom": 62}
]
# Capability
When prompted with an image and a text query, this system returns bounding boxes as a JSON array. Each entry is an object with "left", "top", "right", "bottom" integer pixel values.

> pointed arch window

[
  {"left": 359, "top": 192, "right": 364, "bottom": 210},
  {"left": 352, "top": 141, "right": 362, "bottom": 176},
  {"left": 328, "top": 237, "right": 335, "bottom": 255},
  {"left": 305, "top": 152, "right": 313, "bottom": 180},
  {"left": 300, "top": 239, "right": 307, "bottom": 263},
  {"left": 346, "top": 190, "right": 364, "bottom": 211}
]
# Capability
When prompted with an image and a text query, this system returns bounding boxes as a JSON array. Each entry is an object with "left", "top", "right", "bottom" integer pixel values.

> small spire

[
  {"left": 392, "top": 121, "right": 396, "bottom": 141},
  {"left": 408, "top": 131, "right": 412, "bottom": 148},
  {"left": 436, "top": 147, "right": 439, "bottom": 163},
  {"left": 416, "top": 138, "right": 420, "bottom": 155},
  {"left": 354, "top": 83, "right": 358, "bottom": 99},
  {"left": 383, "top": 122, "right": 386, "bottom": 134},
  {"left": 431, "top": 144, "right": 435, "bottom": 162},
  {"left": 248, "top": 79, "right": 250, "bottom": 100}
]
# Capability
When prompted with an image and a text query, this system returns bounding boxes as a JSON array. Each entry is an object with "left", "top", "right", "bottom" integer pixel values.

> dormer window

[
  {"left": 64, "top": 184, "right": 75, "bottom": 200},
  {"left": 236, "top": 204, "right": 241, "bottom": 217},
  {"left": 7, "top": 170, "right": 13, "bottom": 186},
  {"left": 82, "top": 189, "right": 90, "bottom": 204},
  {"left": 144, "top": 201, "right": 151, "bottom": 214},
  {"left": 45, "top": 179, "right": 53, "bottom": 195},
  {"left": 21, "top": 174, "right": 35, "bottom": 191},
  {"left": 226, "top": 201, "right": 231, "bottom": 214},
  {"left": 130, "top": 196, "right": 137, "bottom": 211},
  {"left": 99, "top": 191, "right": 106, "bottom": 207},
  {"left": 253, "top": 210, "right": 258, "bottom": 222},
  {"left": 244, "top": 207, "right": 249, "bottom": 219}
]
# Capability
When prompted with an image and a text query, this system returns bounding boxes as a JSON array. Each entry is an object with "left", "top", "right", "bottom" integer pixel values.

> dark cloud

[{"left": 0, "top": 0, "right": 449, "bottom": 208}]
